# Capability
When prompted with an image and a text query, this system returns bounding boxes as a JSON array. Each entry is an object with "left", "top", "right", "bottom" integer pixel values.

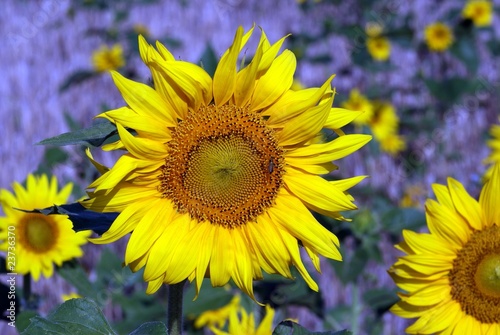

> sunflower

[
  {"left": 92, "top": 44, "right": 125, "bottom": 72},
  {"left": 195, "top": 295, "right": 241, "bottom": 329},
  {"left": 210, "top": 304, "right": 275, "bottom": 335},
  {"left": 424, "top": 22, "right": 454, "bottom": 52},
  {"left": 369, "top": 101, "right": 406, "bottom": 155},
  {"left": 389, "top": 163, "right": 500, "bottom": 334},
  {"left": 83, "top": 26, "right": 371, "bottom": 299},
  {"left": 483, "top": 119, "right": 500, "bottom": 181},
  {"left": 462, "top": 0, "right": 493, "bottom": 27},
  {"left": 366, "top": 37, "right": 391, "bottom": 61},
  {"left": 341, "top": 88, "right": 374, "bottom": 126},
  {"left": 0, "top": 174, "right": 90, "bottom": 281}
]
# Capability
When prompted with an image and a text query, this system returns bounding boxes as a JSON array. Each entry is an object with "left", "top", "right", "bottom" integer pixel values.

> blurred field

[{"left": 1, "top": 0, "right": 500, "bottom": 334}]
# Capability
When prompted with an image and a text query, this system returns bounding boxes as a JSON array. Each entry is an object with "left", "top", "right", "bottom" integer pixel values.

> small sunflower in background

[
  {"left": 83, "top": 26, "right": 371, "bottom": 300},
  {"left": 341, "top": 88, "right": 374, "bottom": 126},
  {"left": 389, "top": 163, "right": 500, "bottom": 334},
  {"left": 91, "top": 44, "right": 125, "bottom": 72},
  {"left": 424, "top": 22, "right": 454, "bottom": 52},
  {"left": 0, "top": 174, "right": 90, "bottom": 281},
  {"left": 366, "top": 37, "right": 391, "bottom": 62},
  {"left": 194, "top": 295, "right": 241, "bottom": 329},
  {"left": 483, "top": 118, "right": 500, "bottom": 181},
  {"left": 369, "top": 101, "right": 406, "bottom": 155},
  {"left": 365, "top": 22, "right": 391, "bottom": 62},
  {"left": 462, "top": 0, "right": 493, "bottom": 27},
  {"left": 210, "top": 303, "right": 275, "bottom": 335}
]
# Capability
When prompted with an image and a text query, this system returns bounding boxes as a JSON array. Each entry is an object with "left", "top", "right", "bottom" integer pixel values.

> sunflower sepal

[{"left": 19, "top": 202, "right": 117, "bottom": 235}]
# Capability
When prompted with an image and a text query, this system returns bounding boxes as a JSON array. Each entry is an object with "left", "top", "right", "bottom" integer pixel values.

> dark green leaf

[
  {"left": 19, "top": 202, "right": 117, "bottom": 234},
  {"left": 37, "top": 119, "right": 118, "bottom": 147},
  {"left": 450, "top": 35, "right": 478, "bottom": 73},
  {"left": 184, "top": 280, "right": 234, "bottom": 317},
  {"left": 57, "top": 262, "right": 97, "bottom": 301},
  {"left": 128, "top": 322, "right": 167, "bottom": 335},
  {"left": 199, "top": 44, "right": 218, "bottom": 77},
  {"left": 362, "top": 288, "right": 398, "bottom": 313},
  {"left": 59, "top": 70, "right": 97, "bottom": 92},
  {"left": 273, "top": 320, "right": 351, "bottom": 335},
  {"left": 381, "top": 207, "right": 426, "bottom": 236},
  {"left": 423, "top": 77, "right": 479, "bottom": 106},
  {"left": 16, "top": 311, "right": 39, "bottom": 333},
  {"left": 21, "top": 298, "right": 116, "bottom": 335}
]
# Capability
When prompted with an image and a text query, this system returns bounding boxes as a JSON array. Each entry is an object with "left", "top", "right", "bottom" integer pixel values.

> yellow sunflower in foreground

[
  {"left": 389, "top": 163, "right": 500, "bottom": 334},
  {"left": 462, "top": 0, "right": 493, "bottom": 27},
  {"left": 0, "top": 174, "right": 90, "bottom": 280},
  {"left": 83, "top": 26, "right": 371, "bottom": 299},
  {"left": 484, "top": 119, "right": 500, "bottom": 181},
  {"left": 424, "top": 22, "right": 454, "bottom": 52},
  {"left": 92, "top": 44, "right": 125, "bottom": 72},
  {"left": 211, "top": 304, "right": 275, "bottom": 335}
]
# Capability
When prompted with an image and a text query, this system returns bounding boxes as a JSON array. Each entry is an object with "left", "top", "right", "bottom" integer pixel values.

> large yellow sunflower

[
  {"left": 0, "top": 174, "right": 90, "bottom": 280},
  {"left": 389, "top": 163, "right": 500, "bottom": 334},
  {"left": 83, "top": 26, "right": 371, "bottom": 299}
]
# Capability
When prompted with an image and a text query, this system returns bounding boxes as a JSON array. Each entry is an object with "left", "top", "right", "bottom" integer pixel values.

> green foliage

[
  {"left": 273, "top": 320, "right": 352, "bottom": 335},
  {"left": 21, "top": 298, "right": 168, "bottom": 335},
  {"left": 37, "top": 119, "right": 118, "bottom": 147}
]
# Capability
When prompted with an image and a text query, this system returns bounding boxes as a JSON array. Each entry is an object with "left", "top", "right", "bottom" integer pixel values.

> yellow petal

[
  {"left": 324, "top": 107, "right": 365, "bottom": 129},
  {"left": 447, "top": 178, "right": 483, "bottom": 230},
  {"left": 251, "top": 50, "right": 296, "bottom": 111},
  {"left": 480, "top": 162, "right": 500, "bottom": 227}
]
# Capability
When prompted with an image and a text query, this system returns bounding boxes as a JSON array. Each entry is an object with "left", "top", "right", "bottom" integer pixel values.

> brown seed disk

[{"left": 159, "top": 104, "right": 284, "bottom": 227}]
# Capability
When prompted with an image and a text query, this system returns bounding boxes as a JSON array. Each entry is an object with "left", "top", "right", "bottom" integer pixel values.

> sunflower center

[
  {"left": 18, "top": 213, "right": 58, "bottom": 253},
  {"left": 449, "top": 224, "right": 500, "bottom": 323},
  {"left": 159, "top": 104, "right": 284, "bottom": 227}
]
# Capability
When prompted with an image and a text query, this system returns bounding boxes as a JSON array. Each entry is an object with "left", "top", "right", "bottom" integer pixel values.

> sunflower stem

[{"left": 167, "top": 281, "right": 185, "bottom": 335}]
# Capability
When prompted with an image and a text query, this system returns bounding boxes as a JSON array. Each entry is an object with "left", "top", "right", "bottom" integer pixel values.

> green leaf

[
  {"left": 450, "top": 35, "right": 478, "bottom": 73},
  {"left": 128, "top": 322, "right": 167, "bottom": 335},
  {"left": 37, "top": 119, "right": 118, "bottom": 147},
  {"left": 423, "top": 77, "right": 478, "bottom": 106},
  {"left": 362, "top": 288, "right": 398, "bottom": 313},
  {"left": 381, "top": 207, "right": 426, "bottom": 235},
  {"left": 57, "top": 262, "right": 98, "bottom": 302},
  {"left": 273, "top": 320, "right": 351, "bottom": 335},
  {"left": 16, "top": 311, "right": 39, "bottom": 333},
  {"left": 59, "top": 70, "right": 97, "bottom": 93},
  {"left": 183, "top": 280, "right": 234, "bottom": 317},
  {"left": 199, "top": 44, "right": 218, "bottom": 77},
  {"left": 21, "top": 298, "right": 117, "bottom": 335},
  {"left": 20, "top": 202, "right": 117, "bottom": 234}
]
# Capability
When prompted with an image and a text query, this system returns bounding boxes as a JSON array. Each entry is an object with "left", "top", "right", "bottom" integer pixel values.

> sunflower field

[{"left": 1, "top": 1, "right": 500, "bottom": 334}]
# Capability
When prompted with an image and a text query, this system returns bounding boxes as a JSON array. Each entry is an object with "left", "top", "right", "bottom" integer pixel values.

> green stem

[{"left": 167, "top": 281, "right": 185, "bottom": 335}]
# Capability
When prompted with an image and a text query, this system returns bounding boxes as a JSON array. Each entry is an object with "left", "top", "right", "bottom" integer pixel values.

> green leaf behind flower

[{"left": 37, "top": 119, "right": 118, "bottom": 147}]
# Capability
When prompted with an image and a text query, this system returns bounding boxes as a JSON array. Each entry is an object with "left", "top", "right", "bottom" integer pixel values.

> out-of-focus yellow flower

[
  {"left": 195, "top": 295, "right": 241, "bottom": 329},
  {"left": 366, "top": 37, "right": 391, "bottom": 61},
  {"left": 424, "top": 22, "right": 454, "bottom": 52},
  {"left": 365, "top": 22, "right": 384, "bottom": 37},
  {"left": 379, "top": 133, "right": 406, "bottom": 156},
  {"left": 62, "top": 293, "right": 82, "bottom": 301},
  {"left": 91, "top": 44, "right": 125, "bottom": 72},
  {"left": 370, "top": 102, "right": 399, "bottom": 140},
  {"left": 399, "top": 184, "right": 426, "bottom": 208},
  {"left": 462, "top": 0, "right": 493, "bottom": 27},
  {"left": 483, "top": 118, "right": 500, "bottom": 181},
  {"left": 341, "top": 89, "right": 374, "bottom": 125},
  {"left": 210, "top": 304, "right": 275, "bottom": 335},
  {"left": 133, "top": 24, "right": 150, "bottom": 37},
  {"left": 0, "top": 174, "right": 90, "bottom": 281}
]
